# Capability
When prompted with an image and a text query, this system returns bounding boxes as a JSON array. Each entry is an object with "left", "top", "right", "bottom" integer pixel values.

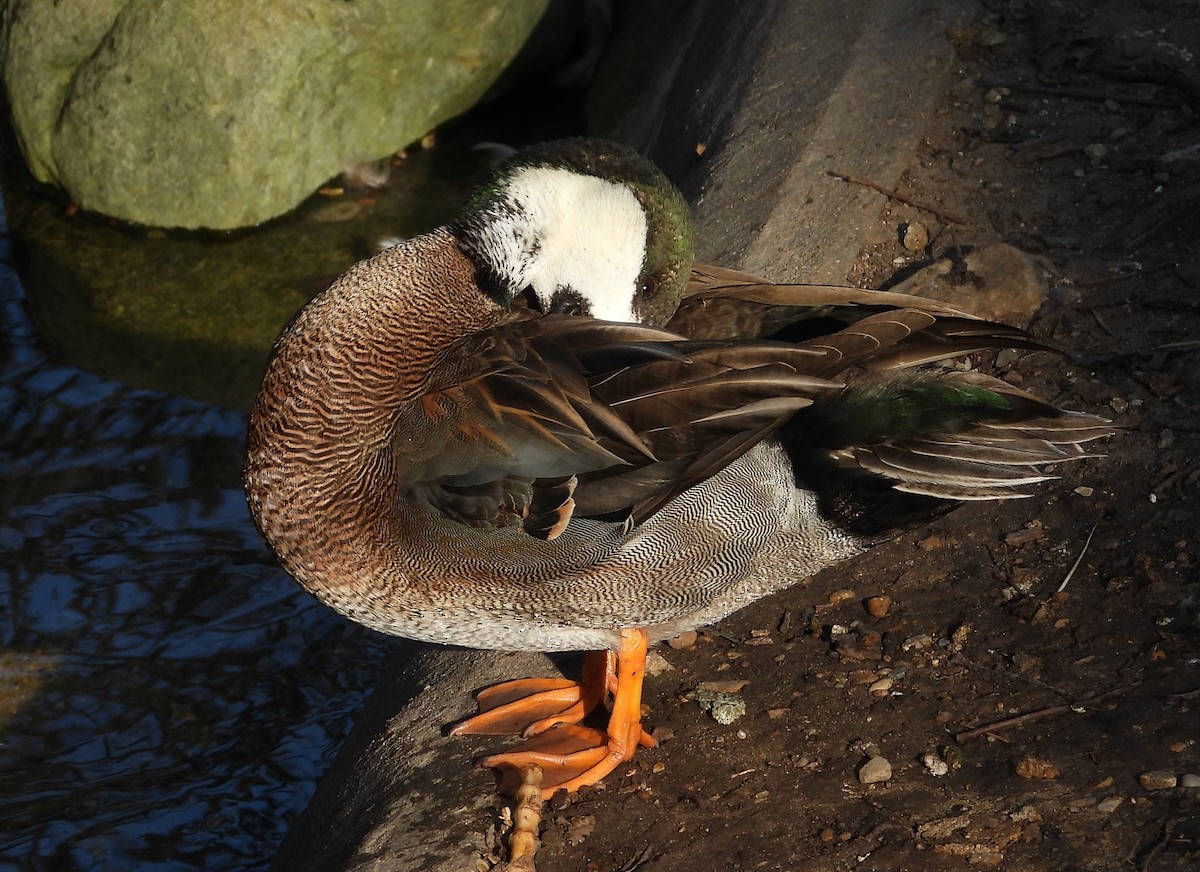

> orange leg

[{"left": 453, "top": 628, "right": 656, "bottom": 799}]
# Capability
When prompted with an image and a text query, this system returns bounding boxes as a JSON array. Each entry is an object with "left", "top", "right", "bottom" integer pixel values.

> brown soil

[{"left": 510, "top": 2, "right": 1200, "bottom": 869}]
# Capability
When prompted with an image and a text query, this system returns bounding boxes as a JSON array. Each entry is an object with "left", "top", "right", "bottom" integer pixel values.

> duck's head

[{"left": 452, "top": 138, "right": 694, "bottom": 327}]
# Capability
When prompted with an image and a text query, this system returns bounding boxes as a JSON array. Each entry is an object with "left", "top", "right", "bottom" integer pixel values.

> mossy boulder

[{"left": 0, "top": 0, "right": 548, "bottom": 229}]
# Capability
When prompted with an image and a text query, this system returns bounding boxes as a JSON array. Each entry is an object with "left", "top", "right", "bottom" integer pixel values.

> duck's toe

[
  {"left": 450, "top": 677, "right": 586, "bottom": 736},
  {"left": 450, "top": 650, "right": 613, "bottom": 737},
  {"left": 480, "top": 722, "right": 655, "bottom": 799}
]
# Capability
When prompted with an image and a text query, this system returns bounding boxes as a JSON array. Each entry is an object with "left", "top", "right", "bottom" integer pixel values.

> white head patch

[{"left": 473, "top": 166, "right": 649, "bottom": 323}]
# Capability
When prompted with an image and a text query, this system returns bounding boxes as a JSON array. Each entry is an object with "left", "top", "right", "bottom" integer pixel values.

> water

[{"left": 0, "top": 198, "right": 395, "bottom": 869}]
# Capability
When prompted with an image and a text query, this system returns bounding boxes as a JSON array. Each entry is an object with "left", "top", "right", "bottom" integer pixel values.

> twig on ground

[
  {"left": 826, "top": 171, "right": 971, "bottom": 225},
  {"left": 617, "top": 844, "right": 658, "bottom": 872},
  {"left": 1057, "top": 522, "right": 1099, "bottom": 593},
  {"left": 1135, "top": 815, "right": 1178, "bottom": 872},
  {"left": 1153, "top": 459, "right": 1200, "bottom": 497},
  {"left": 954, "top": 686, "right": 1130, "bottom": 743}
]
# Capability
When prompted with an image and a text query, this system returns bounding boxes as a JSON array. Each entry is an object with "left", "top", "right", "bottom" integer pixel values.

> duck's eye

[{"left": 640, "top": 274, "right": 660, "bottom": 297}]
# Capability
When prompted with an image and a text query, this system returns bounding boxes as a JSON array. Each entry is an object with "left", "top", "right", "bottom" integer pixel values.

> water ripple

[{"left": 0, "top": 198, "right": 393, "bottom": 870}]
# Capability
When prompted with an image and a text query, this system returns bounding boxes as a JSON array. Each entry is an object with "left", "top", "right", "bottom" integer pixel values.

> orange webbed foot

[
  {"left": 449, "top": 649, "right": 612, "bottom": 737},
  {"left": 455, "top": 629, "right": 656, "bottom": 799}
]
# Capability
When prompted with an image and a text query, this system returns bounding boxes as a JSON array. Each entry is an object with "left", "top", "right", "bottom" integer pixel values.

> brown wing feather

[
  {"left": 673, "top": 264, "right": 979, "bottom": 340},
  {"left": 401, "top": 271, "right": 1111, "bottom": 539},
  {"left": 398, "top": 315, "right": 845, "bottom": 535},
  {"left": 676, "top": 269, "right": 1112, "bottom": 508},
  {"left": 396, "top": 317, "right": 674, "bottom": 536}
]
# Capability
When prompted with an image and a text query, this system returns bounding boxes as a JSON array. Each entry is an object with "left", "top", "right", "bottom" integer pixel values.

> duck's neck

[{"left": 245, "top": 228, "right": 500, "bottom": 597}]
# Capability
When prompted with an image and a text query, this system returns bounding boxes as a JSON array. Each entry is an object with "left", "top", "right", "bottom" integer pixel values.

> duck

[{"left": 245, "top": 138, "right": 1111, "bottom": 800}]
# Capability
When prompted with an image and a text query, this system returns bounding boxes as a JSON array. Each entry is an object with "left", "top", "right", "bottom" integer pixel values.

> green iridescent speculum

[{"left": 817, "top": 380, "right": 1021, "bottom": 446}]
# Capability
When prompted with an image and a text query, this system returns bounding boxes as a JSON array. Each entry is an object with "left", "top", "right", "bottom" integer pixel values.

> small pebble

[
  {"left": 1014, "top": 755, "right": 1060, "bottom": 780},
  {"left": 1096, "top": 796, "right": 1123, "bottom": 814},
  {"left": 868, "top": 676, "right": 894, "bottom": 696},
  {"left": 902, "top": 221, "right": 930, "bottom": 252},
  {"left": 828, "top": 588, "right": 857, "bottom": 605},
  {"left": 923, "top": 752, "right": 949, "bottom": 777},
  {"left": 865, "top": 595, "right": 893, "bottom": 618},
  {"left": 1103, "top": 99, "right": 1121, "bottom": 112},
  {"left": 1084, "top": 143, "right": 1107, "bottom": 166},
  {"left": 1074, "top": 486, "right": 1094, "bottom": 497},
  {"left": 1139, "top": 770, "right": 1177, "bottom": 790},
  {"left": 1180, "top": 774, "right": 1200, "bottom": 788},
  {"left": 1110, "top": 397, "right": 1128, "bottom": 414},
  {"left": 858, "top": 755, "right": 893, "bottom": 784},
  {"left": 645, "top": 649, "right": 674, "bottom": 676},
  {"left": 903, "top": 634, "right": 933, "bottom": 651},
  {"left": 667, "top": 630, "right": 697, "bottom": 650},
  {"left": 917, "top": 534, "right": 944, "bottom": 551},
  {"left": 942, "top": 745, "right": 964, "bottom": 770}
]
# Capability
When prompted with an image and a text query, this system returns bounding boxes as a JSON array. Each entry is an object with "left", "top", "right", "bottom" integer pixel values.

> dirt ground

[{"left": 493, "top": 2, "right": 1200, "bottom": 870}]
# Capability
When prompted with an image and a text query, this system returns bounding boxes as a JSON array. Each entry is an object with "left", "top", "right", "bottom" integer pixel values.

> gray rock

[
  {"left": 889, "top": 242, "right": 1052, "bottom": 327},
  {"left": 858, "top": 755, "right": 893, "bottom": 784},
  {"left": 1180, "top": 773, "right": 1200, "bottom": 789},
  {"left": 0, "top": 0, "right": 549, "bottom": 229}
]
